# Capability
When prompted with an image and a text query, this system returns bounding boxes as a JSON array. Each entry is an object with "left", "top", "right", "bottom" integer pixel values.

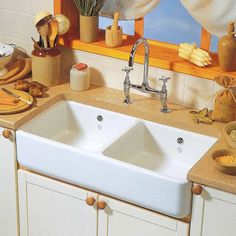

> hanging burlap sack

[{"left": 212, "top": 76, "right": 236, "bottom": 122}]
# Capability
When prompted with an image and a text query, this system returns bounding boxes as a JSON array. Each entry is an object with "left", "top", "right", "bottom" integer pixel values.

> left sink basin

[{"left": 17, "top": 100, "right": 136, "bottom": 152}]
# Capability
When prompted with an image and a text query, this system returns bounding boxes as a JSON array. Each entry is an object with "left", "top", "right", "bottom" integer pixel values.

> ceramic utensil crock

[{"left": 32, "top": 45, "right": 61, "bottom": 87}]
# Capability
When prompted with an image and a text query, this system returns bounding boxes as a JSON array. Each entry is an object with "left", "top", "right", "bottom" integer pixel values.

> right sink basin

[{"left": 103, "top": 121, "right": 214, "bottom": 180}]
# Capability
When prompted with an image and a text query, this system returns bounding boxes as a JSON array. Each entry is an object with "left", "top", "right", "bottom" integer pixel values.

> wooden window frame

[{"left": 54, "top": 0, "right": 236, "bottom": 80}]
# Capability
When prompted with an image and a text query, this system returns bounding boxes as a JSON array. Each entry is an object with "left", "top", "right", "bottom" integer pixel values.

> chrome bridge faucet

[{"left": 122, "top": 38, "right": 171, "bottom": 113}]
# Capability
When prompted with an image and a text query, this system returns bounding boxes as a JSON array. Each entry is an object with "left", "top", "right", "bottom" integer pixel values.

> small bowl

[
  {"left": 34, "top": 11, "right": 52, "bottom": 27},
  {"left": 212, "top": 149, "right": 236, "bottom": 175},
  {"left": 0, "top": 43, "right": 15, "bottom": 77},
  {"left": 223, "top": 121, "right": 236, "bottom": 149}
]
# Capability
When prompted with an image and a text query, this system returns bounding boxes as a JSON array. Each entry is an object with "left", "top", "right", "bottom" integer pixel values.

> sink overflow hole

[
  {"left": 97, "top": 115, "right": 103, "bottom": 122},
  {"left": 177, "top": 137, "right": 184, "bottom": 145}
]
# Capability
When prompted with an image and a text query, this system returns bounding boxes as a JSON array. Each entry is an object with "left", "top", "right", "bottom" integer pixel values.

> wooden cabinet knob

[
  {"left": 2, "top": 129, "right": 12, "bottom": 139},
  {"left": 86, "top": 197, "right": 96, "bottom": 206},
  {"left": 192, "top": 185, "right": 203, "bottom": 195},
  {"left": 97, "top": 201, "right": 106, "bottom": 210}
]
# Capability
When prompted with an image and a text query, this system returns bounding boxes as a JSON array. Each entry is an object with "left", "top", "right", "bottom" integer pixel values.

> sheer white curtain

[
  {"left": 101, "top": 0, "right": 235, "bottom": 37},
  {"left": 100, "top": 0, "right": 160, "bottom": 20},
  {"left": 180, "top": 0, "right": 236, "bottom": 37}
]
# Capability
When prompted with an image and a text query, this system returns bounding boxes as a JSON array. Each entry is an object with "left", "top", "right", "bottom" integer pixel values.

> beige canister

[
  {"left": 70, "top": 63, "right": 90, "bottom": 91},
  {"left": 79, "top": 15, "right": 98, "bottom": 43},
  {"left": 32, "top": 46, "right": 61, "bottom": 86}
]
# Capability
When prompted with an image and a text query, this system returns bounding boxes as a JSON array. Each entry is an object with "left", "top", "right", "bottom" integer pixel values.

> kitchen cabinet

[
  {"left": 0, "top": 128, "right": 19, "bottom": 236},
  {"left": 190, "top": 184, "right": 236, "bottom": 236},
  {"left": 97, "top": 194, "right": 189, "bottom": 236},
  {"left": 18, "top": 170, "right": 97, "bottom": 236},
  {"left": 18, "top": 170, "right": 189, "bottom": 236}
]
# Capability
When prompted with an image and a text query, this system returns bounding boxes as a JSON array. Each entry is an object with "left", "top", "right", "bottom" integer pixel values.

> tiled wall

[
  {"left": 61, "top": 48, "right": 219, "bottom": 109},
  {"left": 0, "top": 0, "right": 220, "bottom": 110},
  {"left": 0, "top": 0, "right": 54, "bottom": 54}
]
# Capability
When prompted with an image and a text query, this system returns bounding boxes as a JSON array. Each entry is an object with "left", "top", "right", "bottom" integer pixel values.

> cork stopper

[
  {"left": 73, "top": 63, "right": 88, "bottom": 71},
  {"left": 227, "top": 22, "right": 235, "bottom": 37}
]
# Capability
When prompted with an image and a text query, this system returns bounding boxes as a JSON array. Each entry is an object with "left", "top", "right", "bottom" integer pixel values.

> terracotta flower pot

[{"left": 80, "top": 15, "right": 99, "bottom": 43}]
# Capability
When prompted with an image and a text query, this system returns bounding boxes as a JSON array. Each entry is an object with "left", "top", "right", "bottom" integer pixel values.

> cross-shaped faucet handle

[
  {"left": 122, "top": 67, "right": 133, "bottom": 75},
  {"left": 159, "top": 76, "right": 171, "bottom": 84}
]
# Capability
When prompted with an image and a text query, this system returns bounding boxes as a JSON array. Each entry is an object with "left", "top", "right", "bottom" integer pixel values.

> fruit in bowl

[{"left": 0, "top": 43, "right": 15, "bottom": 76}]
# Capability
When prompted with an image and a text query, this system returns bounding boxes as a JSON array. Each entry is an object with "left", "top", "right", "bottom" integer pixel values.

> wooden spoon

[
  {"left": 37, "top": 23, "right": 49, "bottom": 48},
  {"left": 48, "top": 20, "right": 58, "bottom": 48},
  {"left": 111, "top": 12, "right": 120, "bottom": 31}
]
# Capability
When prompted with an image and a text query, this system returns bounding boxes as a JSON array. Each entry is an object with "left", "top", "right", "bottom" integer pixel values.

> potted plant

[{"left": 74, "top": 0, "right": 105, "bottom": 43}]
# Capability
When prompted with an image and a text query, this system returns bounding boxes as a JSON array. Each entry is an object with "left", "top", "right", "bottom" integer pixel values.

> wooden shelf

[{"left": 59, "top": 31, "right": 236, "bottom": 81}]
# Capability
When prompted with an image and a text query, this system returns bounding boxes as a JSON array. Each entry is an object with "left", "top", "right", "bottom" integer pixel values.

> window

[
  {"left": 99, "top": 16, "right": 134, "bottom": 35},
  {"left": 99, "top": 1, "right": 218, "bottom": 52},
  {"left": 144, "top": 0, "right": 202, "bottom": 46},
  {"left": 210, "top": 36, "right": 218, "bottom": 52}
]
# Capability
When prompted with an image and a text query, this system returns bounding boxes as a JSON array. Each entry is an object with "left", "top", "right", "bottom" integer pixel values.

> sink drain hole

[
  {"left": 97, "top": 115, "right": 103, "bottom": 122},
  {"left": 177, "top": 137, "right": 184, "bottom": 145}
]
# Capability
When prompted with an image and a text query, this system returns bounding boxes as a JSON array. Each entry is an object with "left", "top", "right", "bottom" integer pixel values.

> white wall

[
  {"left": 0, "top": 0, "right": 54, "bottom": 54},
  {"left": 0, "top": 0, "right": 220, "bottom": 110}
]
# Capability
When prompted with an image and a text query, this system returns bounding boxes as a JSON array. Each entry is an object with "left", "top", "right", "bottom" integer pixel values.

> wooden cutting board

[{"left": 0, "top": 88, "right": 33, "bottom": 114}]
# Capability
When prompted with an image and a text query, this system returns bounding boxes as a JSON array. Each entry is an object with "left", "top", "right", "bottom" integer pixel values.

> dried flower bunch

[{"left": 74, "top": 0, "right": 105, "bottom": 16}]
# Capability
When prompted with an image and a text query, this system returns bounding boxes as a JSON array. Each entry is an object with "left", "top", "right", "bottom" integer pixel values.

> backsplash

[
  {"left": 0, "top": 0, "right": 220, "bottom": 110},
  {"left": 61, "top": 48, "right": 219, "bottom": 109}
]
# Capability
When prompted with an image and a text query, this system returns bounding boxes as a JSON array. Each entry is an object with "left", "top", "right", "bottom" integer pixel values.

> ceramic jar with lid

[{"left": 70, "top": 63, "right": 90, "bottom": 91}]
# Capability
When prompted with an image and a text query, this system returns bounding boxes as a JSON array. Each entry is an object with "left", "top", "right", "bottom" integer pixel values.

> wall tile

[
  {"left": 4, "top": 0, "right": 53, "bottom": 16},
  {"left": 184, "top": 75, "right": 215, "bottom": 109},
  {"left": 0, "top": 10, "right": 6, "bottom": 37},
  {"left": 5, "top": 11, "right": 37, "bottom": 42},
  {"left": 0, "top": 36, "right": 7, "bottom": 43},
  {"left": 156, "top": 68, "right": 185, "bottom": 105},
  {"left": 0, "top": 0, "right": 5, "bottom": 9}
]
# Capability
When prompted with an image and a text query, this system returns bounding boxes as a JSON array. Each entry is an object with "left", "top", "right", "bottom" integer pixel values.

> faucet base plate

[
  {"left": 160, "top": 107, "right": 172, "bottom": 113},
  {"left": 124, "top": 98, "right": 134, "bottom": 104}
]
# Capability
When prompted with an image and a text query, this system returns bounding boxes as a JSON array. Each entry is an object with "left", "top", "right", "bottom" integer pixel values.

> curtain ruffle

[
  {"left": 100, "top": 0, "right": 160, "bottom": 20},
  {"left": 180, "top": 0, "right": 236, "bottom": 37}
]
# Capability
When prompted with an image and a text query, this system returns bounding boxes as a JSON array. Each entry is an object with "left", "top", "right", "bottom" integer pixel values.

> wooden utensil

[
  {"left": 111, "top": 12, "right": 119, "bottom": 31},
  {"left": 105, "top": 12, "right": 123, "bottom": 48},
  {"left": 34, "top": 11, "right": 52, "bottom": 27},
  {"left": 37, "top": 23, "right": 49, "bottom": 48},
  {"left": 54, "top": 14, "right": 70, "bottom": 35},
  {"left": 48, "top": 20, "right": 58, "bottom": 48}
]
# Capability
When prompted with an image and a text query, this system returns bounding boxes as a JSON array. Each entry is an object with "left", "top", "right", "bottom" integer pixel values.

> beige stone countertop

[
  {"left": 187, "top": 137, "right": 236, "bottom": 194},
  {"left": 1, "top": 81, "right": 235, "bottom": 194}
]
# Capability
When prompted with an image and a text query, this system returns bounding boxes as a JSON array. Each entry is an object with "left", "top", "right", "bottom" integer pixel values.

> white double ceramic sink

[{"left": 16, "top": 100, "right": 217, "bottom": 218}]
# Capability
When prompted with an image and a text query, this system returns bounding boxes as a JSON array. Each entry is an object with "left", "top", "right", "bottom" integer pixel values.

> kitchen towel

[
  {"left": 180, "top": 0, "right": 236, "bottom": 37},
  {"left": 101, "top": 0, "right": 160, "bottom": 20}
]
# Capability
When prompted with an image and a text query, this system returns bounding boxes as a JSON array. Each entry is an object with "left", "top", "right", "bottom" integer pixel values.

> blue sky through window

[{"left": 100, "top": 1, "right": 218, "bottom": 52}]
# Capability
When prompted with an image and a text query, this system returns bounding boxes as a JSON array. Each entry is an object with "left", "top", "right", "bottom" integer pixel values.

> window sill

[{"left": 59, "top": 30, "right": 236, "bottom": 80}]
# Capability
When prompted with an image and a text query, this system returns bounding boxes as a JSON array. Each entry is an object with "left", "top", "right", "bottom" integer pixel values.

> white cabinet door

[
  {"left": 98, "top": 195, "right": 189, "bottom": 236},
  {"left": 18, "top": 170, "right": 97, "bottom": 236},
  {"left": 0, "top": 128, "right": 19, "bottom": 236},
  {"left": 190, "top": 185, "right": 236, "bottom": 236}
]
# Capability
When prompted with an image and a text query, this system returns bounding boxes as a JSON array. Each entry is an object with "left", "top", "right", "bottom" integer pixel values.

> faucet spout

[{"left": 129, "top": 38, "right": 149, "bottom": 86}]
